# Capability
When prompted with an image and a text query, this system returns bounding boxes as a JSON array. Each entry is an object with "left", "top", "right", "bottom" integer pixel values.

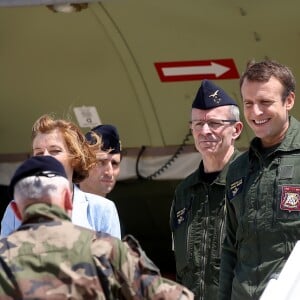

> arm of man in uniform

[
  {"left": 218, "top": 195, "right": 238, "bottom": 300},
  {"left": 92, "top": 233, "right": 194, "bottom": 299},
  {"left": 169, "top": 197, "right": 182, "bottom": 284}
]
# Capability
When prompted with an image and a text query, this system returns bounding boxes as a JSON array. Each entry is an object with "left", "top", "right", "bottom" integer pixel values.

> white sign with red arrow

[{"left": 155, "top": 59, "right": 239, "bottom": 82}]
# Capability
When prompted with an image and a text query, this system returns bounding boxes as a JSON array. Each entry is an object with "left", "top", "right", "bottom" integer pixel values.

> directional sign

[{"left": 154, "top": 59, "right": 239, "bottom": 82}]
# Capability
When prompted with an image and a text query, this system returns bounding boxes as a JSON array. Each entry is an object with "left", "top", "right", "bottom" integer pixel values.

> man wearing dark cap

[
  {"left": 170, "top": 79, "right": 243, "bottom": 300},
  {"left": 0, "top": 155, "right": 194, "bottom": 299},
  {"left": 80, "top": 124, "right": 122, "bottom": 197}
]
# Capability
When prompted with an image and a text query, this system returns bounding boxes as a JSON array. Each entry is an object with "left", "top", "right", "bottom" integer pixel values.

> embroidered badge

[
  {"left": 280, "top": 186, "right": 300, "bottom": 212},
  {"left": 176, "top": 207, "right": 188, "bottom": 226},
  {"left": 227, "top": 178, "right": 244, "bottom": 200},
  {"left": 208, "top": 89, "right": 221, "bottom": 104}
]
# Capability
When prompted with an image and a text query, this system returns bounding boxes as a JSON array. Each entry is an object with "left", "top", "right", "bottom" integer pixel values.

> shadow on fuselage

[{"left": 110, "top": 179, "right": 179, "bottom": 279}]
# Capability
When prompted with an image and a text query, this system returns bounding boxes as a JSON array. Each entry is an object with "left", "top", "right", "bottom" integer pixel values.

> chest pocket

[
  {"left": 172, "top": 190, "right": 225, "bottom": 274},
  {"left": 276, "top": 154, "right": 300, "bottom": 220}
]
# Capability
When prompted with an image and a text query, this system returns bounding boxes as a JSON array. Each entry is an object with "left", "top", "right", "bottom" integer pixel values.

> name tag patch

[
  {"left": 228, "top": 178, "right": 244, "bottom": 201},
  {"left": 176, "top": 207, "right": 188, "bottom": 226},
  {"left": 280, "top": 186, "right": 300, "bottom": 212}
]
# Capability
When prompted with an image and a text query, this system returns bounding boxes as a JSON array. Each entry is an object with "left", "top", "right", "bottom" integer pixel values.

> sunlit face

[
  {"left": 241, "top": 76, "right": 295, "bottom": 147},
  {"left": 80, "top": 150, "right": 121, "bottom": 197},
  {"left": 32, "top": 129, "right": 73, "bottom": 182},
  {"left": 190, "top": 106, "right": 240, "bottom": 158}
]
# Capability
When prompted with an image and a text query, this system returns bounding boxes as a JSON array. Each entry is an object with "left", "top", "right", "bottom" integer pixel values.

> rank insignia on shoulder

[
  {"left": 227, "top": 178, "right": 244, "bottom": 200},
  {"left": 280, "top": 185, "right": 300, "bottom": 212}
]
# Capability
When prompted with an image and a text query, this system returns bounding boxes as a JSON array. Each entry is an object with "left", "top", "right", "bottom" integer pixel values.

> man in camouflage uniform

[
  {"left": 0, "top": 155, "right": 193, "bottom": 299},
  {"left": 170, "top": 80, "right": 243, "bottom": 299}
]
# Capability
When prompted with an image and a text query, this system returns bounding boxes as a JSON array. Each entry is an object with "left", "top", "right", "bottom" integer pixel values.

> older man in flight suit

[{"left": 170, "top": 80, "right": 243, "bottom": 299}]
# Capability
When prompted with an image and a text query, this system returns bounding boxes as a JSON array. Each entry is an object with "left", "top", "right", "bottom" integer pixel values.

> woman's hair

[{"left": 31, "top": 114, "right": 100, "bottom": 183}]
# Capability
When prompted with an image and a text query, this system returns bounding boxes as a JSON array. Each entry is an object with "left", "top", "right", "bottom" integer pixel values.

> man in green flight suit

[
  {"left": 170, "top": 79, "right": 243, "bottom": 299},
  {"left": 219, "top": 60, "right": 300, "bottom": 300},
  {"left": 0, "top": 155, "right": 193, "bottom": 299}
]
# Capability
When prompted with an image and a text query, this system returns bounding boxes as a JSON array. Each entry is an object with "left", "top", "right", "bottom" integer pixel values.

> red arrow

[{"left": 154, "top": 59, "right": 239, "bottom": 82}]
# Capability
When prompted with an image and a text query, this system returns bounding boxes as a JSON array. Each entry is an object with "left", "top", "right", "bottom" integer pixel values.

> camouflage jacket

[{"left": 0, "top": 203, "right": 193, "bottom": 300}]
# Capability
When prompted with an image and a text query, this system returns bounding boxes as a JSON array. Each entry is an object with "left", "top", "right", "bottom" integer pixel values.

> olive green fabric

[
  {"left": 170, "top": 150, "right": 240, "bottom": 300},
  {"left": 0, "top": 203, "right": 193, "bottom": 299},
  {"left": 220, "top": 116, "right": 300, "bottom": 300}
]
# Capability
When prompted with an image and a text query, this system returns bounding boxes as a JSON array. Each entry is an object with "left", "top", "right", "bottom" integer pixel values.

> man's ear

[
  {"left": 10, "top": 200, "right": 23, "bottom": 221},
  {"left": 232, "top": 121, "right": 243, "bottom": 140},
  {"left": 285, "top": 91, "right": 295, "bottom": 111},
  {"left": 64, "top": 188, "right": 73, "bottom": 212}
]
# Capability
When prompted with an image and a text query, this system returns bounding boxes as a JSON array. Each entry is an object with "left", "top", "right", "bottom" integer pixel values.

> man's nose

[
  {"left": 41, "top": 149, "right": 50, "bottom": 156},
  {"left": 103, "top": 162, "right": 113, "bottom": 174},
  {"left": 199, "top": 122, "right": 212, "bottom": 134},
  {"left": 252, "top": 104, "right": 263, "bottom": 115}
]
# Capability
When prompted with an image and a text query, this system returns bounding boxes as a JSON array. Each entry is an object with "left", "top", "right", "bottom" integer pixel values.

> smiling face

[{"left": 241, "top": 76, "right": 295, "bottom": 147}]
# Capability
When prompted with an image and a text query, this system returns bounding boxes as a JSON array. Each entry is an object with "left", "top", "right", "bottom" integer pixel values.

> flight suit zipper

[{"left": 199, "top": 193, "right": 209, "bottom": 300}]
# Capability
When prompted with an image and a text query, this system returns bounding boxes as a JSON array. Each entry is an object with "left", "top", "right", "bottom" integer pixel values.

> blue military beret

[
  {"left": 192, "top": 79, "right": 238, "bottom": 109},
  {"left": 85, "top": 124, "right": 122, "bottom": 154},
  {"left": 9, "top": 156, "right": 68, "bottom": 197}
]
